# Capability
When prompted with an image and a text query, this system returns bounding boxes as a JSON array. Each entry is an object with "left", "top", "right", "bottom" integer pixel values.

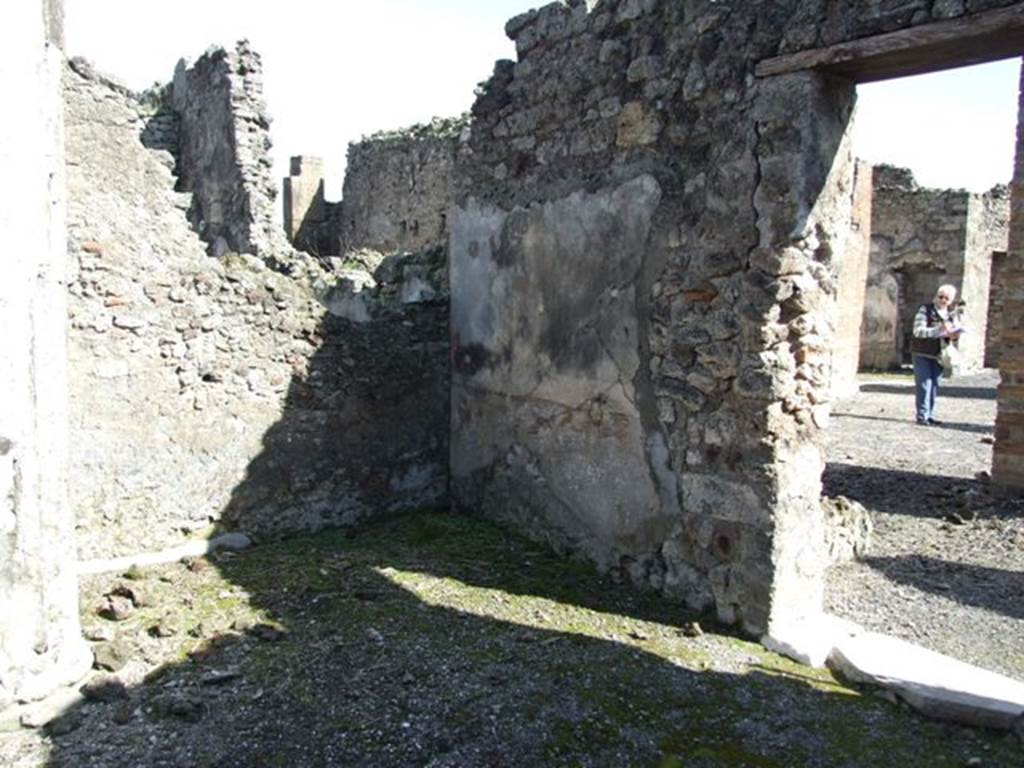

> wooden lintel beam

[{"left": 755, "top": 5, "right": 1024, "bottom": 83}]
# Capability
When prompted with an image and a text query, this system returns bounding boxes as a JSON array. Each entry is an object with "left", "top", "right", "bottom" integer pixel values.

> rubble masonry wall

[
  {"left": 172, "top": 42, "right": 285, "bottom": 261},
  {"left": 337, "top": 120, "right": 464, "bottom": 257},
  {"left": 450, "top": 0, "right": 1020, "bottom": 635},
  {"left": 860, "top": 165, "right": 1008, "bottom": 371},
  {"left": 64, "top": 49, "right": 449, "bottom": 561}
]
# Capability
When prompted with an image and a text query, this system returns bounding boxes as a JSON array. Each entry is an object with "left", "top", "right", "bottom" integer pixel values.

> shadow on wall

[
  {"left": 35, "top": 514, "right": 1013, "bottom": 766},
  {"left": 214, "top": 296, "right": 450, "bottom": 542}
]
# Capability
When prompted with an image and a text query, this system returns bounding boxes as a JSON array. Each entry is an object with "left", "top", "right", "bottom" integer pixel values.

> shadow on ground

[
  {"left": 32, "top": 513, "right": 1020, "bottom": 768},
  {"left": 858, "top": 383, "right": 997, "bottom": 401},
  {"left": 857, "top": 553, "right": 1024, "bottom": 622},
  {"left": 827, "top": 411, "right": 993, "bottom": 435},
  {"left": 823, "top": 462, "right": 982, "bottom": 518}
]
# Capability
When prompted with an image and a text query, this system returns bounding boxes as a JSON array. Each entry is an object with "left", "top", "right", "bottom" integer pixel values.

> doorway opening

[{"left": 823, "top": 58, "right": 1023, "bottom": 682}]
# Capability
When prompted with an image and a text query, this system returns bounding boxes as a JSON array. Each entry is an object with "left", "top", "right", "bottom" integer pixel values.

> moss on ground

[{"left": 61, "top": 511, "right": 1021, "bottom": 768}]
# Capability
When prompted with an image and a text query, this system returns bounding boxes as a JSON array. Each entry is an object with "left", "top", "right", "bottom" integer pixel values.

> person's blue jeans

[{"left": 912, "top": 355, "right": 942, "bottom": 423}]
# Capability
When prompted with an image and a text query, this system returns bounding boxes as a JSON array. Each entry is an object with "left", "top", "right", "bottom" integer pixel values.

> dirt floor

[
  {"left": 2, "top": 509, "right": 1022, "bottom": 767},
  {"left": 824, "top": 368, "right": 1024, "bottom": 683},
  {"left": 1, "top": 370, "right": 1023, "bottom": 767}
]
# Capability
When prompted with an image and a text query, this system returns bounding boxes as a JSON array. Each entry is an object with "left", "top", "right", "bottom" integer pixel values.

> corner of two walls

[
  {"left": 283, "top": 122, "right": 464, "bottom": 263},
  {"left": 65, "top": 44, "right": 448, "bottom": 563},
  {"left": 450, "top": 1, "right": 861, "bottom": 636}
]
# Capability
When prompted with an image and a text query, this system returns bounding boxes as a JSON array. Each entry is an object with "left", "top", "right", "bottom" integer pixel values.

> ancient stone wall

[
  {"left": 283, "top": 155, "right": 330, "bottom": 255},
  {"left": 987, "top": 249, "right": 1009, "bottom": 367},
  {"left": 993, "top": 60, "right": 1024, "bottom": 490},
  {"left": 860, "top": 166, "right": 1008, "bottom": 371},
  {"left": 451, "top": 0, "right": 857, "bottom": 636},
  {"left": 831, "top": 160, "right": 872, "bottom": 397},
  {"left": 172, "top": 42, "right": 287, "bottom": 261},
  {"left": 0, "top": 0, "right": 90, "bottom": 711},
  {"left": 963, "top": 187, "right": 1010, "bottom": 367},
  {"left": 450, "top": 0, "right": 1022, "bottom": 636},
  {"left": 64, "top": 56, "right": 449, "bottom": 561},
  {"left": 337, "top": 119, "right": 464, "bottom": 256}
]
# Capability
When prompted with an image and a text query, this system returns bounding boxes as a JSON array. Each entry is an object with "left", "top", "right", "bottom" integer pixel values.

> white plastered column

[{"left": 0, "top": 0, "right": 91, "bottom": 711}]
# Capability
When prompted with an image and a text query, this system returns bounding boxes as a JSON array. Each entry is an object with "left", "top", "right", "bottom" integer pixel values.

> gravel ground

[
  {"left": 2, "top": 513, "right": 1021, "bottom": 767},
  {"left": 824, "top": 369, "right": 1024, "bottom": 683}
]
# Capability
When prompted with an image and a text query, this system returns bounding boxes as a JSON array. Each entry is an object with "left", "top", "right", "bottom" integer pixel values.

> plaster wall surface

[
  {"left": 450, "top": 176, "right": 676, "bottom": 574},
  {"left": 64, "top": 56, "right": 449, "bottom": 560},
  {"left": 283, "top": 155, "right": 328, "bottom": 254},
  {"left": 0, "top": 0, "right": 90, "bottom": 710}
]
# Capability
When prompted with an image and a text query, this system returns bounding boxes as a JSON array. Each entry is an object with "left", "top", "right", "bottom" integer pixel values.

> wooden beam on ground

[{"left": 756, "top": 5, "right": 1024, "bottom": 83}]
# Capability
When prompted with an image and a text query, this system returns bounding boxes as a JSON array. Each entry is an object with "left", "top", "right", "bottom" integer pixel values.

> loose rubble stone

[
  {"left": 822, "top": 495, "right": 873, "bottom": 564},
  {"left": 149, "top": 614, "right": 183, "bottom": 638},
  {"left": 151, "top": 692, "right": 205, "bottom": 723},
  {"left": 92, "top": 641, "right": 133, "bottom": 672},
  {"left": 97, "top": 595, "right": 135, "bottom": 622},
  {"left": 81, "top": 675, "right": 129, "bottom": 703}
]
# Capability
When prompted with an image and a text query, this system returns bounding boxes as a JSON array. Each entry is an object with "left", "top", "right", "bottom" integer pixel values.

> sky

[{"left": 63, "top": 2, "right": 1021, "bottom": 200}]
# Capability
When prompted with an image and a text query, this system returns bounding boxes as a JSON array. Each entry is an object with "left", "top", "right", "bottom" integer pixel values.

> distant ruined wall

[
  {"left": 64, "top": 56, "right": 449, "bottom": 560},
  {"left": 283, "top": 155, "right": 330, "bottom": 254},
  {"left": 831, "top": 160, "right": 872, "bottom": 397},
  {"left": 860, "top": 166, "right": 1008, "bottom": 371},
  {"left": 337, "top": 120, "right": 464, "bottom": 256},
  {"left": 963, "top": 188, "right": 1009, "bottom": 367},
  {"left": 994, "top": 60, "right": 1024, "bottom": 490},
  {"left": 0, "top": 0, "right": 90, "bottom": 711},
  {"left": 172, "top": 42, "right": 286, "bottom": 260}
]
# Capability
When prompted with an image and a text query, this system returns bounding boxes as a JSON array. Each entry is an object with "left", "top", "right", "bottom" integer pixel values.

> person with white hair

[{"left": 909, "top": 283, "right": 962, "bottom": 426}]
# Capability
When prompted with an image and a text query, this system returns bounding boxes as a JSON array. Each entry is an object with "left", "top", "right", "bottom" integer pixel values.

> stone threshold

[{"left": 765, "top": 613, "right": 1024, "bottom": 732}]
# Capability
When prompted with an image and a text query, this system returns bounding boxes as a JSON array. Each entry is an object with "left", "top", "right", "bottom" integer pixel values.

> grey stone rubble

[{"left": 821, "top": 495, "right": 873, "bottom": 565}]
